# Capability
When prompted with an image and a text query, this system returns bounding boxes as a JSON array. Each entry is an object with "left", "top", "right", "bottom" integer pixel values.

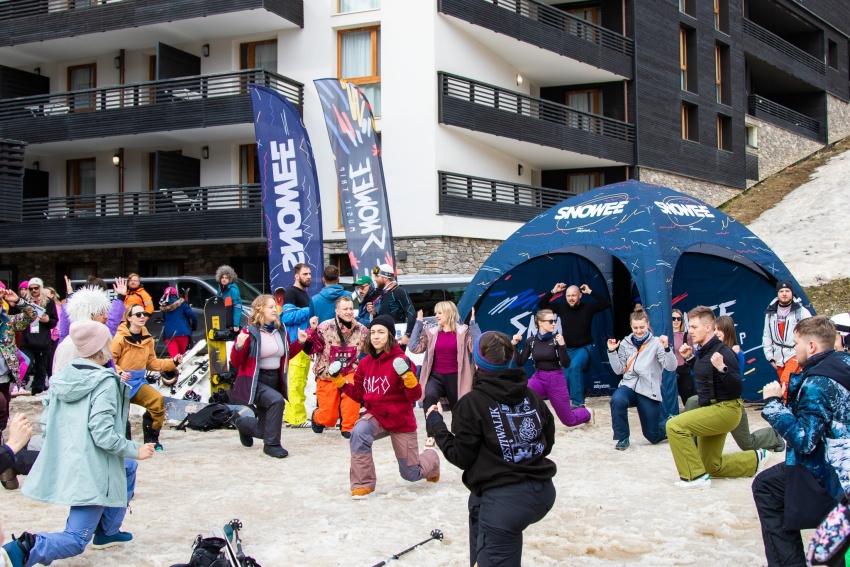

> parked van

[{"left": 341, "top": 273, "right": 473, "bottom": 317}]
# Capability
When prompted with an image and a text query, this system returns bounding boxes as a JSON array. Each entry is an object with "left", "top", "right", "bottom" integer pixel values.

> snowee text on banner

[
  {"left": 250, "top": 84, "right": 324, "bottom": 296},
  {"left": 314, "top": 78, "right": 395, "bottom": 277}
]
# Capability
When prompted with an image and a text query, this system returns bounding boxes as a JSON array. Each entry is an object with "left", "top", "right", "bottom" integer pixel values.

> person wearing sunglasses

[
  {"left": 14, "top": 277, "right": 58, "bottom": 396},
  {"left": 512, "top": 310, "right": 593, "bottom": 428},
  {"left": 111, "top": 306, "right": 183, "bottom": 450}
]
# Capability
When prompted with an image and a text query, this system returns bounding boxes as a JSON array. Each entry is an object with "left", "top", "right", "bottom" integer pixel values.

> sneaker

[
  {"left": 674, "top": 474, "right": 711, "bottom": 489},
  {"left": 92, "top": 530, "right": 133, "bottom": 549},
  {"left": 424, "top": 437, "right": 436, "bottom": 449},
  {"left": 341, "top": 431, "right": 351, "bottom": 439},
  {"left": 351, "top": 487, "right": 374, "bottom": 499},
  {"left": 427, "top": 474, "right": 440, "bottom": 483},
  {"left": 263, "top": 444, "right": 289, "bottom": 458},
  {"left": 286, "top": 421, "right": 313, "bottom": 429},
  {"left": 1, "top": 466, "right": 19, "bottom": 490},
  {"left": 756, "top": 448, "right": 772, "bottom": 473},
  {"left": 2, "top": 532, "right": 34, "bottom": 567},
  {"left": 9, "top": 385, "right": 29, "bottom": 397},
  {"left": 615, "top": 438, "right": 630, "bottom": 450}
]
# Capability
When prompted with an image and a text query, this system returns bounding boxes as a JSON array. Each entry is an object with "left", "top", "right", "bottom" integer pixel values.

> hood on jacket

[
  {"left": 49, "top": 359, "right": 117, "bottom": 403},
  {"left": 318, "top": 284, "right": 348, "bottom": 302},
  {"left": 804, "top": 351, "right": 850, "bottom": 392},
  {"left": 160, "top": 297, "right": 184, "bottom": 313},
  {"left": 765, "top": 295, "right": 806, "bottom": 315},
  {"left": 473, "top": 368, "right": 529, "bottom": 405},
  {"left": 366, "top": 342, "right": 405, "bottom": 360}
]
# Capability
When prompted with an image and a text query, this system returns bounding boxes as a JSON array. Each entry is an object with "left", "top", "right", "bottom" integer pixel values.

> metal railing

[
  {"left": 485, "top": 0, "right": 633, "bottom": 56},
  {"left": 747, "top": 95, "right": 820, "bottom": 136},
  {"left": 21, "top": 184, "right": 261, "bottom": 221},
  {"left": 441, "top": 73, "right": 635, "bottom": 143},
  {"left": 0, "top": 69, "right": 302, "bottom": 121},
  {"left": 439, "top": 171, "right": 573, "bottom": 221},
  {"left": 742, "top": 19, "right": 825, "bottom": 75},
  {"left": 0, "top": 0, "right": 117, "bottom": 21}
]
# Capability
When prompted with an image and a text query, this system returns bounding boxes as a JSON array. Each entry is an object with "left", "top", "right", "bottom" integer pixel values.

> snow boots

[{"left": 142, "top": 411, "right": 163, "bottom": 451}]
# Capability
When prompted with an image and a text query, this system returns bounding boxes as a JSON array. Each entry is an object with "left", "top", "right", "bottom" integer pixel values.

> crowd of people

[{"left": 1, "top": 266, "right": 850, "bottom": 566}]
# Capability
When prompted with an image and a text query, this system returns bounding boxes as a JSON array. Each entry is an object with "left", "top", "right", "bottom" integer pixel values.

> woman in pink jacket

[{"left": 409, "top": 302, "right": 480, "bottom": 418}]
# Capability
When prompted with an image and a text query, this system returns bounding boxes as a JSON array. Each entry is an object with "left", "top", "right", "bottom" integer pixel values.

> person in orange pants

[
  {"left": 303, "top": 296, "right": 369, "bottom": 438},
  {"left": 762, "top": 280, "right": 811, "bottom": 402}
]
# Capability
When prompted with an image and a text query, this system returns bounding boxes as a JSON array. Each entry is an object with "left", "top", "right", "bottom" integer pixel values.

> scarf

[
  {"left": 536, "top": 331, "right": 554, "bottom": 341},
  {"left": 632, "top": 332, "right": 652, "bottom": 349}
]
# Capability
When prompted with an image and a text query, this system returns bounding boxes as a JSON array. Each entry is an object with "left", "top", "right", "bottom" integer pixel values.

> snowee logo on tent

[{"left": 552, "top": 192, "right": 715, "bottom": 232}]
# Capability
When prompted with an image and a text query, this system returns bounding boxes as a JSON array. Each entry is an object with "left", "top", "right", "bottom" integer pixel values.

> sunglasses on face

[
  {"left": 672, "top": 316, "right": 683, "bottom": 321},
  {"left": 130, "top": 312, "right": 148, "bottom": 318},
  {"left": 28, "top": 286, "right": 40, "bottom": 290},
  {"left": 541, "top": 319, "right": 557, "bottom": 324}
]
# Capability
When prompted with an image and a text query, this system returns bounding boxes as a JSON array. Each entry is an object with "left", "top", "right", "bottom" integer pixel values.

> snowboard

[{"left": 205, "top": 296, "right": 234, "bottom": 392}]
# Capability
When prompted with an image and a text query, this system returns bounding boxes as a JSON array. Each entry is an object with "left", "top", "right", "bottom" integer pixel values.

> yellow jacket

[{"left": 111, "top": 323, "right": 176, "bottom": 373}]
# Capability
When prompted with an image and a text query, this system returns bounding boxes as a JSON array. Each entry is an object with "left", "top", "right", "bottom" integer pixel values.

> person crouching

[{"left": 327, "top": 315, "right": 440, "bottom": 498}]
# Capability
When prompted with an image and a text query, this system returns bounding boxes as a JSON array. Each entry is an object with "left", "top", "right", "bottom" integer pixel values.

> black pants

[
  {"left": 422, "top": 372, "right": 459, "bottom": 417},
  {"left": 20, "top": 348, "right": 49, "bottom": 395},
  {"left": 237, "top": 370, "right": 285, "bottom": 447},
  {"left": 676, "top": 365, "right": 695, "bottom": 405},
  {"left": 0, "top": 381, "right": 10, "bottom": 431},
  {"left": 468, "top": 479, "right": 556, "bottom": 567},
  {"left": 752, "top": 462, "right": 841, "bottom": 567}
]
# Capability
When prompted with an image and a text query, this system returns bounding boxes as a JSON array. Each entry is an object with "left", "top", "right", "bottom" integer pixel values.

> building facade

[{"left": 0, "top": 0, "right": 847, "bottom": 290}]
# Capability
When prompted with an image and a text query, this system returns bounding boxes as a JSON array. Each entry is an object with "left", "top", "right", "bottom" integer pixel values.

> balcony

[
  {"left": 747, "top": 95, "right": 822, "bottom": 141},
  {"left": 0, "top": 138, "right": 26, "bottom": 222},
  {"left": 743, "top": 19, "right": 825, "bottom": 87},
  {"left": 439, "top": 0, "right": 632, "bottom": 84},
  {"left": 0, "top": 70, "right": 302, "bottom": 145},
  {"left": 0, "top": 184, "right": 264, "bottom": 251},
  {"left": 439, "top": 73, "right": 634, "bottom": 168},
  {"left": 439, "top": 171, "right": 574, "bottom": 222},
  {"left": 0, "top": 0, "right": 302, "bottom": 65}
]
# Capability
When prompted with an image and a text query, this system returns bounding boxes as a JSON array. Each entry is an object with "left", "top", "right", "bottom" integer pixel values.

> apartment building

[{"left": 0, "top": 0, "right": 847, "bottom": 290}]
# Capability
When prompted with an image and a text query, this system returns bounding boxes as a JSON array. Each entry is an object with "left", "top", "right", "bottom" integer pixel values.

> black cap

[
  {"left": 776, "top": 280, "right": 793, "bottom": 292},
  {"left": 369, "top": 315, "right": 396, "bottom": 333}
]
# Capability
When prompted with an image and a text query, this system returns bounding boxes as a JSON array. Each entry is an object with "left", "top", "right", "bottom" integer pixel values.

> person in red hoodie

[{"left": 327, "top": 314, "right": 440, "bottom": 499}]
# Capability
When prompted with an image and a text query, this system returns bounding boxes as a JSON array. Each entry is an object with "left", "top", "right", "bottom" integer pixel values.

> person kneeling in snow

[
  {"left": 426, "top": 331, "right": 557, "bottom": 567},
  {"left": 327, "top": 315, "right": 440, "bottom": 499}
]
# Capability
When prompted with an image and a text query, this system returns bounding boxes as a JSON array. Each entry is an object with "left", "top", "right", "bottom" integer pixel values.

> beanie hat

[
  {"left": 776, "top": 280, "right": 793, "bottom": 292},
  {"left": 373, "top": 264, "right": 395, "bottom": 278},
  {"left": 18, "top": 280, "right": 28, "bottom": 291},
  {"left": 369, "top": 315, "right": 397, "bottom": 334},
  {"left": 474, "top": 332, "right": 512, "bottom": 372},
  {"left": 28, "top": 277, "right": 44, "bottom": 289},
  {"left": 66, "top": 286, "right": 111, "bottom": 323},
  {"left": 0, "top": 281, "right": 5, "bottom": 290},
  {"left": 69, "top": 320, "right": 113, "bottom": 359}
]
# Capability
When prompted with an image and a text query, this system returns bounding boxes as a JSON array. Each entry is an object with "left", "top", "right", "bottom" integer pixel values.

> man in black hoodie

[{"left": 427, "top": 331, "right": 556, "bottom": 567}]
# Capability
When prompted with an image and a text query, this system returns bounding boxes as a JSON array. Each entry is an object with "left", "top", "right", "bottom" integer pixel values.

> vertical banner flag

[
  {"left": 314, "top": 79, "right": 395, "bottom": 277},
  {"left": 250, "top": 84, "right": 324, "bottom": 296}
]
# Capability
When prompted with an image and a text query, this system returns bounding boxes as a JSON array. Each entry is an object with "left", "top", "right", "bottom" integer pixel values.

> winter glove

[
  {"left": 328, "top": 361, "right": 346, "bottom": 388},
  {"left": 393, "top": 357, "right": 418, "bottom": 389}
]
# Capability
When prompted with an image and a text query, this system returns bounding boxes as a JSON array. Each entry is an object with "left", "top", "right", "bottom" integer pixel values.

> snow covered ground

[
  {"left": 3, "top": 393, "right": 774, "bottom": 566},
  {"left": 748, "top": 148, "right": 850, "bottom": 286}
]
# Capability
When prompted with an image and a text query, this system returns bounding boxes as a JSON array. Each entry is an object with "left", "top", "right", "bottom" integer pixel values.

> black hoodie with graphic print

[{"left": 427, "top": 367, "right": 556, "bottom": 496}]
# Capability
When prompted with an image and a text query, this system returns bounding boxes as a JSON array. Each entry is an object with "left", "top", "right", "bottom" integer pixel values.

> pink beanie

[{"left": 70, "top": 321, "right": 113, "bottom": 359}]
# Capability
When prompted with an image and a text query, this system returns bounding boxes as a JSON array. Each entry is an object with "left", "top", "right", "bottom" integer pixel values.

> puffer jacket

[
  {"left": 218, "top": 282, "right": 243, "bottom": 328},
  {"left": 111, "top": 323, "right": 176, "bottom": 397},
  {"left": 763, "top": 350, "right": 850, "bottom": 500},
  {"left": 763, "top": 296, "right": 812, "bottom": 366},
  {"left": 124, "top": 286, "right": 154, "bottom": 315},
  {"left": 161, "top": 297, "right": 197, "bottom": 339},
  {"left": 608, "top": 333, "right": 677, "bottom": 401},
  {"left": 0, "top": 301, "right": 38, "bottom": 383},
  {"left": 22, "top": 360, "right": 140, "bottom": 508}
]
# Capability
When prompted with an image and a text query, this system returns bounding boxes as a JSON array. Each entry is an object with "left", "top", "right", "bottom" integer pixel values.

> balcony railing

[
  {"left": 747, "top": 95, "right": 821, "bottom": 137},
  {"left": 21, "top": 184, "right": 261, "bottom": 221},
  {"left": 486, "top": 0, "right": 633, "bottom": 56},
  {"left": 0, "top": 69, "right": 302, "bottom": 122},
  {"left": 743, "top": 19, "right": 825, "bottom": 75},
  {"left": 441, "top": 73, "right": 634, "bottom": 143},
  {"left": 439, "top": 171, "right": 574, "bottom": 222}
]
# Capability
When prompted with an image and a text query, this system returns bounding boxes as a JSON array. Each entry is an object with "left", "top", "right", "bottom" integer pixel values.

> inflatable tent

[{"left": 458, "top": 180, "right": 813, "bottom": 401}]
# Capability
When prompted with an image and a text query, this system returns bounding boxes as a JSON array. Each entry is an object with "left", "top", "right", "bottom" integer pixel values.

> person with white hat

[
  {"left": 14, "top": 277, "right": 58, "bottom": 396},
  {"left": 2, "top": 321, "right": 155, "bottom": 567},
  {"left": 364, "top": 264, "right": 416, "bottom": 346}
]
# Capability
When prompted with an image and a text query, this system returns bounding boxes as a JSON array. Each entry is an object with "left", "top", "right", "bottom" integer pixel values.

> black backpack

[{"left": 176, "top": 403, "right": 236, "bottom": 432}]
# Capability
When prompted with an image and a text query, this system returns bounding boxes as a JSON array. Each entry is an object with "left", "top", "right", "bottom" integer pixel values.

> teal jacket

[{"left": 22, "top": 359, "right": 140, "bottom": 508}]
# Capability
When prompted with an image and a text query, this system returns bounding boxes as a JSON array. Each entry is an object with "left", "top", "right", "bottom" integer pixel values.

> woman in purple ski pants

[{"left": 513, "top": 309, "right": 593, "bottom": 427}]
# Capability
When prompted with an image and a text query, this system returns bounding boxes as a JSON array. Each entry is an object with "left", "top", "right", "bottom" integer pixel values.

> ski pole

[{"left": 370, "top": 529, "right": 443, "bottom": 567}]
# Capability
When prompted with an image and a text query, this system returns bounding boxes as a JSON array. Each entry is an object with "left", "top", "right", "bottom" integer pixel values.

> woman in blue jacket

[
  {"left": 2, "top": 321, "right": 154, "bottom": 567},
  {"left": 160, "top": 287, "right": 197, "bottom": 357},
  {"left": 216, "top": 265, "right": 243, "bottom": 333}
]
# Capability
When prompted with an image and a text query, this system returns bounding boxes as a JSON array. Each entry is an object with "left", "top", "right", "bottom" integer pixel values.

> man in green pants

[{"left": 666, "top": 306, "right": 772, "bottom": 488}]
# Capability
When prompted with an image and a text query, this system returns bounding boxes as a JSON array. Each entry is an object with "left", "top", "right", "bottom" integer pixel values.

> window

[
  {"left": 682, "top": 103, "right": 698, "bottom": 141},
  {"left": 0, "top": 266, "right": 17, "bottom": 291},
  {"left": 241, "top": 40, "right": 278, "bottom": 72},
  {"left": 566, "top": 7, "right": 599, "bottom": 44},
  {"left": 339, "top": 26, "right": 381, "bottom": 116},
  {"left": 746, "top": 124, "right": 758, "bottom": 148},
  {"left": 679, "top": 0, "right": 695, "bottom": 17},
  {"left": 65, "top": 263, "right": 97, "bottom": 281},
  {"left": 680, "top": 27, "right": 697, "bottom": 93},
  {"left": 139, "top": 261, "right": 183, "bottom": 277},
  {"left": 239, "top": 144, "right": 261, "bottom": 208},
  {"left": 717, "top": 115, "right": 732, "bottom": 151},
  {"left": 175, "top": 280, "right": 208, "bottom": 308},
  {"left": 565, "top": 89, "right": 601, "bottom": 133},
  {"left": 567, "top": 172, "right": 604, "bottom": 195},
  {"left": 338, "top": 0, "right": 379, "bottom": 13},
  {"left": 329, "top": 253, "right": 353, "bottom": 277},
  {"left": 713, "top": 0, "right": 728, "bottom": 32},
  {"left": 67, "top": 63, "right": 96, "bottom": 112},
  {"left": 828, "top": 40, "right": 838, "bottom": 69}
]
